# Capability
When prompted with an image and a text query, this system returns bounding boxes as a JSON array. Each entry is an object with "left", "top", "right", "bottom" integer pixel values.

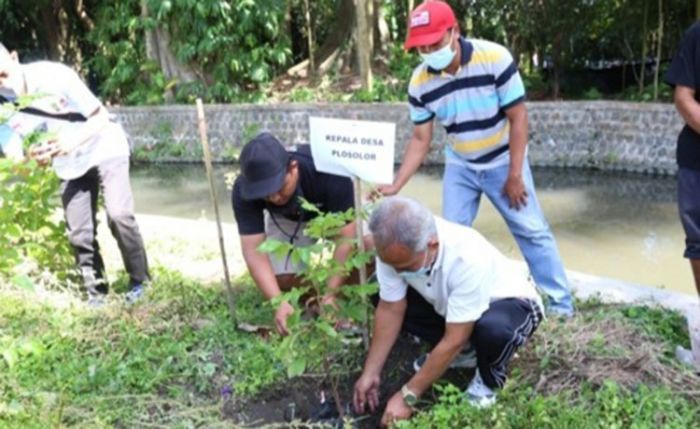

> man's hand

[
  {"left": 368, "top": 183, "right": 400, "bottom": 201},
  {"left": 320, "top": 293, "right": 337, "bottom": 310},
  {"left": 353, "top": 372, "right": 381, "bottom": 414},
  {"left": 503, "top": 173, "right": 528, "bottom": 210},
  {"left": 274, "top": 301, "right": 295, "bottom": 336},
  {"left": 28, "top": 140, "right": 61, "bottom": 165},
  {"left": 377, "top": 183, "right": 401, "bottom": 197},
  {"left": 380, "top": 391, "right": 413, "bottom": 427}
]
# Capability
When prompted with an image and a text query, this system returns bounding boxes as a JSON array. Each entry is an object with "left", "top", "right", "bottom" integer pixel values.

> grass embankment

[{"left": 1, "top": 269, "right": 698, "bottom": 428}]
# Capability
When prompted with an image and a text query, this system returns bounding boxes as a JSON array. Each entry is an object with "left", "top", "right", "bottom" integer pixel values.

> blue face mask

[
  {"left": 398, "top": 251, "right": 432, "bottom": 281},
  {"left": 420, "top": 32, "right": 456, "bottom": 71}
]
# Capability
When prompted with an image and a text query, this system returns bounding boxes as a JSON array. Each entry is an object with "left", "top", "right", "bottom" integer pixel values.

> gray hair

[{"left": 369, "top": 196, "right": 437, "bottom": 253}]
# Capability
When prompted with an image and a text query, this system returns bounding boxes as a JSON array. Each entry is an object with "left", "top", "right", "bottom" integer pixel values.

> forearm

[
  {"left": 243, "top": 250, "right": 282, "bottom": 300},
  {"left": 393, "top": 136, "right": 431, "bottom": 190},
  {"left": 362, "top": 304, "right": 404, "bottom": 376},
  {"left": 405, "top": 338, "right": 464, "bottom": 396},
  {"left": 676, "top": 97, "right": 700, "bottom": 134},
  {"left": 328, "top": 242, "right": 352, "bottom": 291},
  {"left": 507, "top": 118, "right": 527, "bottom": 177}
]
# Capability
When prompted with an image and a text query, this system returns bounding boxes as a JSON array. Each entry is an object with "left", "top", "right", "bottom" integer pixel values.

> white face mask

[
  {"left": 398, "top": 250, "right": 432, "bottom": 281},
  {"left": 420, "top": 30, "right": 456, "bottom": 70}
]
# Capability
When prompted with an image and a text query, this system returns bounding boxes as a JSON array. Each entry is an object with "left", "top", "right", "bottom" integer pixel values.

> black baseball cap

[{"left": 238, "top": 133, "right": 290, "bottom": 200}]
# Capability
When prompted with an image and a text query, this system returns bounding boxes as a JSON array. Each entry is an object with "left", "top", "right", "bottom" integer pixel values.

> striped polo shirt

[{"left": 408, "top": 37, "right": 525, "bottom": 170}]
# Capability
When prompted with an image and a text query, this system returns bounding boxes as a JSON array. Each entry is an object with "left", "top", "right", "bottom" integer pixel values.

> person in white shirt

[
  {"left": 0, "top": 43, "right": 149, "bottom": 305},
  {"left": 353, "top": 196, "right": 543, "bottom": 426}
]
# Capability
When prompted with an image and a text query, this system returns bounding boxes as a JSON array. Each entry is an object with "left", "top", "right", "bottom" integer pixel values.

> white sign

[{"left": 309, "top": 116, "right": 395, "bottom": 184}]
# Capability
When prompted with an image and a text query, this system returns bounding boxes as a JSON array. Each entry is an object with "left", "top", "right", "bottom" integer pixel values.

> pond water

[{"left": 129, "top": 164, "right": 695, "bottom": 296}]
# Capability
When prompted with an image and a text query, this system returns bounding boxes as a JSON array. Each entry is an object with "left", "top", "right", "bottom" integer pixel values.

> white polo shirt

[
  {"left": 377, "top": 216, "right": 544, "bottom": 323},
  {"left": 1, "top": 61, "right": 129, "bottom": 179}
]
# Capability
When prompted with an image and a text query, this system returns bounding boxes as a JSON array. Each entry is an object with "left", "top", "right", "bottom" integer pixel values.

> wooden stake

[
  {"left": 196, "top": 99, "right": 236, "bottom": 323},
  {"left": 353, "top": 177, "right": 370, "bottom": 349}
]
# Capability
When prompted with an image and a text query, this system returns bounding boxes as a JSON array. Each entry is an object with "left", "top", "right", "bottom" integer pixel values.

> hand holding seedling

[
  {"left": 28, "top": 136, "right": 77, "bottom": 165},
  {"left": 353, "top": 372, "right": 380, "bottom": 414},
  {"left": 275, "top": 300, "right": 295, "bottom": 336},
  {"left": 28, "top": 140, "right": 61, "bottom": 165}
]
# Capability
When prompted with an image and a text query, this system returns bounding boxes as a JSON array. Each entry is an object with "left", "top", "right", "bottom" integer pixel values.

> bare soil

[{"left": 225, "top": 333, "right": 473, "bottom": 428}]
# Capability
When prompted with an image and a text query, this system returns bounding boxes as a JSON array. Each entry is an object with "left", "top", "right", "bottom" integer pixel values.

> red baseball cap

[{"left": 404, "top": 1, "right": 457, "bottom": 50}]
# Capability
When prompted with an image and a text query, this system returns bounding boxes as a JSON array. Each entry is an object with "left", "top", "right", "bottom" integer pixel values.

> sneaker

[
  {"left": 465, "top": 371, "right": 496, "bottom": 408},
  {"left": 676, "top": 345, "right": 695, "bottom": 368},
  {"left": 87, "top": 293, "right": 106, "bottom": 309},
  {"left": 413, "top": 347, "right": 477, "bottom": 372},
  {"left": 547, "top": 304, "right": 575, "bottom": 319},
  {"left": 125, "top": 284, "right": 145, "bottom": 304}
]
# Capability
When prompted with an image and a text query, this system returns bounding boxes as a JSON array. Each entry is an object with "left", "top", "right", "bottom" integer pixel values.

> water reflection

[{"left": 129, "top": 164, "right": 693, "bottom": 295}]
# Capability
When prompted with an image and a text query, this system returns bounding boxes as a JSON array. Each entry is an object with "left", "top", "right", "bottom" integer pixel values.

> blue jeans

[{"left": 442, "top": 158, "right": 574, "bottom": 315}]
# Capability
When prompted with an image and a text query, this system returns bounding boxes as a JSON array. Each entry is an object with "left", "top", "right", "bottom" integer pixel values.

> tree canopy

[{"left": 0, "top": 0, "right": 695, "bottom": 104}]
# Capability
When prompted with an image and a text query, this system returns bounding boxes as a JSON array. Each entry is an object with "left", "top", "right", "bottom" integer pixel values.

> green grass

[
  {"left": 1, "top": 270, "right": 698, "bottom": 428},
  {"left": 400, "top": 298, "right": 700, "bottom": 429},
  {"left": 0, "top": 268, "right": 283, "bottom": 428},
  {"left": 399, "top": 381, "right": 698, "bottom": 429}
]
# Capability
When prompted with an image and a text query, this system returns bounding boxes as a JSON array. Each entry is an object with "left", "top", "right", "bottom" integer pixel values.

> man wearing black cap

[{"left": 232, "top": 132, "right": 358, "bottom": 335}]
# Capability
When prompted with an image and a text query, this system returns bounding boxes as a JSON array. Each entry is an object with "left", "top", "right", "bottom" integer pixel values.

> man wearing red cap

[{"left": 381, "top": 1, "right": 573, "bottom": 317}]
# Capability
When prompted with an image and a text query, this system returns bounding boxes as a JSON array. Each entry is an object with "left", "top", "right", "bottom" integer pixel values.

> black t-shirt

[
  {"left": 232, "top": 144, "right": 355, "bottom": 235},
  {"left": 665, "top": 22, "right": 700, "bottom": 170}
]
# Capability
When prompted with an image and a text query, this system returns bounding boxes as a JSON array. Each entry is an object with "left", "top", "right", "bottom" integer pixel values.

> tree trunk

[
  {"left": 38, "top": 1, "right": 63, "bottom": 61},
  {"left": 552, "top": 33, "right": 563, "bottom": 99},
  {"left": 141, "top": 0, "right": 197, "bottom": 100},
  {"left": 653, "top": 0, "right": 663, "bottom": 101},
  {"left": 697, "top": 0, "right": 700, "bottom": 20},
  {"left": 640, "top": 0, "right": 649, "bottom": 94},
  {"left": 373, "top": 0, "right": 391, "bottom": 56},
  {"left": 286, "top": 0, "right": 355, "bottom": 76},
  {"left": 621, "top": 35, "right": 641, "bottom": 88},
  {"left": 355, "top": 0, "right": 373, "bottom": 90},
  {"left": 284, "top": 0, "right": 293, "bottom": 52},
  {"left": 303, "top": 0, "right": 316, "bottom": 78},
  {"left": 75, "top": 0, "right": 95, "bottom": 31}
]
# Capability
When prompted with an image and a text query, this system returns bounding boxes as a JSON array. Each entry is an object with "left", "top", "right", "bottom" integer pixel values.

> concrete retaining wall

[{"left": 113, "top": 101, "right": 684, "bottom": 175}]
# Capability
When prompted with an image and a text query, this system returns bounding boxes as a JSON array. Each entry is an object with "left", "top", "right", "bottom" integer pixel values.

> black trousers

[
  {"left": 60, "top": 156, "right": 149, "bottom": 293},
  {"left": 401, "top": 288, "right": 543, "bottom": 389}
]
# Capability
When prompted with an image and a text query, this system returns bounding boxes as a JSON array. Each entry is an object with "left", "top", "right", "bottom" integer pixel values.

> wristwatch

[{"left": 401, "top": 384, "right": 418, "bottom": 407}]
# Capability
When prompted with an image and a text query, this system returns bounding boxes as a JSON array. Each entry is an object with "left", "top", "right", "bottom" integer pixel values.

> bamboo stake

[
  {"left": 353, "top": 177, "right": 370, "bottom": 349},
  {"left": 195, "top": 99, "right": 236, "bottom": 323}
]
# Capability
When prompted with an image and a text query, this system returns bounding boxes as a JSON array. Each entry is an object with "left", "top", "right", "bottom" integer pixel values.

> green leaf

[
  {"left": 287, "top": 357, "right": 306, "bottom": 378},
  {"left": 202, "top": 362, "right": 217, "bottom": 377},
  {"left": 257, "top": 239, "right": 288, "bottom": 255},
  {"left": 316, "top": 321, "right": 338, "bottom": 338},
  {"left": 11, "top": 275, "right": 34, "bottom": 292},
  {"left": 299, "top": 198, "right": 322, "bottom": 214},
  {"left": 2, "top": 349, "right": 16, "bottom": 369}
]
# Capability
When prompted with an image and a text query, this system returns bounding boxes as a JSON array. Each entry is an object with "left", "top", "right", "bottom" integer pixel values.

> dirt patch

[{"left": 225, "top": 333, "right": 473, "bottom": 428}]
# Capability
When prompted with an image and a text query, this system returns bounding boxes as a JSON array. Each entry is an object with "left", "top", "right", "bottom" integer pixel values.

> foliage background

[{"left": 0, "top": 0, "right": 695, "bottom": 104}]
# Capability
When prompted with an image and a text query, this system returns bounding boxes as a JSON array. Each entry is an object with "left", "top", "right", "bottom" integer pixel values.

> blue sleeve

[{"left": 493, "top": 47, "right": 526, "bottom": 110}]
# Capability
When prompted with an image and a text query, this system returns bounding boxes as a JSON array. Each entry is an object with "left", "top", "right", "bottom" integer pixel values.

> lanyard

[{"left": 269, "top": 211, "right": 304, "bottom": 270}]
